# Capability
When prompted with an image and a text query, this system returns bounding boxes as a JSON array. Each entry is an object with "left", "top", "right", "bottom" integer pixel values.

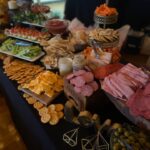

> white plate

[
  {"left": 6, "top": 34, "right": 40, "bottom": 44},
  {"left": 22, "top": 21, "right": 45, "bottom": 28},
  {"left": 0, "top": 49, "right": 45, "bottom": 62}
]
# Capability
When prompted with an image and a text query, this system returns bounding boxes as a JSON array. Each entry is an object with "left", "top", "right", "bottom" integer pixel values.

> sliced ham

[
  {"left": 73, "top": 70, "right": 86, "bottom": 76},
  {"left": 81, "top": 84, "right": 94, "bottom": 97},
  {"left": 70, "top": 76, "right": 85, "bottom": 87},
  {"left": 82, "top": 72, "right": 94, "bottom": 83},
  {"left": 88, "top": 81, "right": 98, "bottom": 91},
  {"left": 74, "top": 86, "right": 81, "bottom": 93},
  {"left": 103, "top": 76, "right": 124, "bottom": 99},
  {"left": 110, "top": 73, "right": 135, "bottom": 99},
  {"left": 127, "top": 82, "right": 150, "bottom": 120}
]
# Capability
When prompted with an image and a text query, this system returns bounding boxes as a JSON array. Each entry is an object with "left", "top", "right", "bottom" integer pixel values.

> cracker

[
  {"left": 41, "top": 114, "right": 51, "bottom": 123},
  {"left": 39, "top": 107, "right": 48, "bottom": 116},
  {"left": 55, "top": 104, "right": 64, "bottom": 112},
  {"left": 33, "top": 102, "right": 44, "bottom": 110},
  {"left": 49, "top": 114, "right": 59, "bottom": 125},
  {"left": 23, "top": 93, "right": 30, "bottom": 98},
  {"left": 26, "top": 97, "right": 37, "bottom": 105},
  {"left": 57, "top": 111, "right": 64, "bottom": 119},
  {"left": 48, "top": 104, "right": 56, "bottom": 112}
]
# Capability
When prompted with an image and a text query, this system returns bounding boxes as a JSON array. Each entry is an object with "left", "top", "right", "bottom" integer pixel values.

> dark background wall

[{"left": 64, "top": 0, "right": 150, "bottom": 30}]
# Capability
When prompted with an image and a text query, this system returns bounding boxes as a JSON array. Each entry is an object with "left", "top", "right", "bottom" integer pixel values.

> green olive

[
  {"left": 114, "top": 131, "right": 119, "bottom": 137},
  {"left": 112, "top": 123, "right": 122, "bottom": 129},
  {"left": 138, "top": 132, "right": 146, "bottom": 138},
  {"left": 124, "top": 131, "right": 130, "bottom": 137},
  {"left": 113, "top": 138, "right": 118, "bottom": 143},
  {"left": 118, "top": 127, "right": 123, "bottom": 133},
  {"left": 146, "top": 142, "right": 150, "bottom": 148},
  {"left": 139, "top": 138, "right": 146, "bottom": 144},
  {"left": 128, "top": 136, "right": 135, "bottom": 142},
  {"left": 113, "top": 143, "right": 121, "bottom": 150}
]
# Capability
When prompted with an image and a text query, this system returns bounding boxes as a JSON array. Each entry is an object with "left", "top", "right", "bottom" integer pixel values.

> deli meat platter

[{"left": 106, "top": 93, "right": 150, "bottom": 131}]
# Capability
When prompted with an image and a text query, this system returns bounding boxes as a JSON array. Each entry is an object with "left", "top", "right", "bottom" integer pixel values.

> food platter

[
  {"left": 19, "top": 86, "right": 62, "bottom": 106},
  {"left": 0, "top": 38, "right": 45, "bottom": 62},
  {"left": 22, "top": 21, "right": 45, "bottom": 28},
  {"left": 106, "top": 92, "right": 150, "bottom": 131},
  {"left": 0, "top": 49, "right": 45, "bottom": 62},
  {"left": 6, "top": 34, "right": 40, "bottom": 44}
]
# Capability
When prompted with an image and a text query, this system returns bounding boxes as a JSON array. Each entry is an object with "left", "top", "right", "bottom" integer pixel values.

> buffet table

[{"left": 0, "top": 61, "right": 130, "bottom": 150}]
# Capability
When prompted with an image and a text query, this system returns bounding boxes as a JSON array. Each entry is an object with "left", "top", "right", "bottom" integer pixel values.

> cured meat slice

[
  {"left": 73, "top": 70, "right": 86, "bottom": 76},
  {"left": 143, "top": 82, "right": 150, "bottom": 96},
  {"left": 74, "top": 86, "right": 81, "bottom": 93},
  {"left": 120, "top": 72, "right": 141, "bottom": 88},
  {"left": 81, "top": 84, "right": 94, "bottom": 97},
  {"left": 127, "top": 82, "right": 150, "bottom": 120},
  {"left": 66, "top": 73, "right": 74, "bottom": 80},
  {"left": 111, "top": 73, "right": 135, "bottom": 99},
  {"left": 127, "top": 63, "right": 149, "bottom": 79},
  {"left": 88, "top": 81, "right": 98, "bottom": 91},
  {"left": 116, "top": 73, "right": 137, "bottom": 90},
  {"left": 82, "top": 72, "right": 94, "bottom": 83},
  {"left": 103, "top": 76, "right": 123, "bottom": 99},
  {"left": 122, "top": 68, "right": 148, "bottom": 85},
  {"left": 70, "top": 76, "right": 85, "bottom": 87}
]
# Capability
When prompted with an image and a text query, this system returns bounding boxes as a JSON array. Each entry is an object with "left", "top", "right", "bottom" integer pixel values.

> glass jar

[{"left": 58, "top": 57, "right": 73, "bottom": 76}]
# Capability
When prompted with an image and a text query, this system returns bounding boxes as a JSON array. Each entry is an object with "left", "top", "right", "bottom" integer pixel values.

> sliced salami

[
  {"left": 82, "top": 72, "right": 94, "bottom": 83},
  {"left": 81, "top": 84, "right": 94, "bottom": 97},
  {"left": 73, "top": 70, "right": 86, "bottom": 76},
  {"left": 88, "top": 81, "right": 99, "bottom": 91}
]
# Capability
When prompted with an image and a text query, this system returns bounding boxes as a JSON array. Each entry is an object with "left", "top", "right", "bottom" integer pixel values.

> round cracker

[
  {"left": 49, "top": 114, "right": 59, "bottom": 125},
  {"left": 48, "top": 104, "right": 56, "bottom": 112},
  {"left": 33, "top": 102, "right": 44, "bottom": 110},
  {"left": 26, "top": 97, "right": 37, "bottom": 105},
  {"left": 41, "top": 114, "right": 51, "bottom": 123},
  {"left": 55, "top": 104, "right": 64, "bottom": 112},
  {"left": 39, "top": 107, "right": 49, "bottom": 116},
  {"left": 57, "top": 111, "right": 64, "bottom": 119}
]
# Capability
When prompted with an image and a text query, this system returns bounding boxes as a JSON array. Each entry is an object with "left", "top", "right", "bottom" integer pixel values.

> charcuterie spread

[{"left": 0, "top": 2, "right": 150, "bottom": 148}]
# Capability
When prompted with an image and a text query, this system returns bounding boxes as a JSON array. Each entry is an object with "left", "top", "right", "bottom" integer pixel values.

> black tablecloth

[{"left": 0, "top": 61, "right": 129, "bottom": 150}]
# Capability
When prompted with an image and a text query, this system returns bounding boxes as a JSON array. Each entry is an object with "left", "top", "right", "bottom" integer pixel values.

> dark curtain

[{"left": 64, "top": 0, "right": 150, "bottom": 29}]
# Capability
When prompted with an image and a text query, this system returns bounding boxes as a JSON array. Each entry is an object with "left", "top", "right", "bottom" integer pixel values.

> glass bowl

[{"left": 45, "top": 19, "right": 69, "bottom": 35}]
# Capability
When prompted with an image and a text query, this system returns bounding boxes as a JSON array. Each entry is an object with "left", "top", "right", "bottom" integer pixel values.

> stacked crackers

[
  {"left": 3, "top": 59, "right": 44, "bottom": 85},
  {"left": 23, "top": 93, "right": 64, "bottom": 125}
]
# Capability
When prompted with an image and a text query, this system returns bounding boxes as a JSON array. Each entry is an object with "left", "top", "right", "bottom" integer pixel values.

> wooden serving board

[{"left": 19, "top": 86, "right": 61, "bottom": 106}]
